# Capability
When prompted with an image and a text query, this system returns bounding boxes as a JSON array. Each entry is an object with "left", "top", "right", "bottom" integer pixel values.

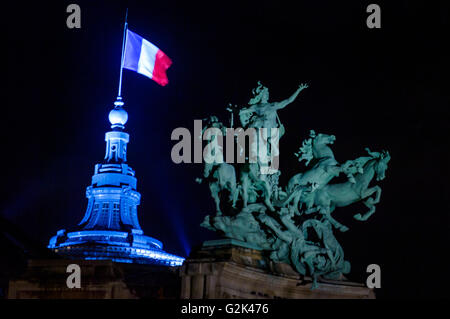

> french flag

[{"left": 123, "top": 29, "right": 172, "bottom": 86}]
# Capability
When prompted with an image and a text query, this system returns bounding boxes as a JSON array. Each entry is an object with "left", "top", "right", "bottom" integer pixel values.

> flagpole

[{"left": 115, "top": 8, "right": 128, "bottom": 107}]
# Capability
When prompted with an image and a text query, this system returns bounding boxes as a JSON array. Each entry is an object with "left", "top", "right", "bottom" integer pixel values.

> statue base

[
  {"left": 202, "top": 238, "right": 264, "bottom": 251},
  {"left": 180, "top": 241, "right": 375, "bottom": 299},
  {"left": 8, "top": 259, "right": 180, "bottom": 299}
]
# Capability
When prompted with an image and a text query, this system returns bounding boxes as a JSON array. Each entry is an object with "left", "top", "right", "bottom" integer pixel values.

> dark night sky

[{"left": 4, "top": 1, "right": 449, "bottom": 298}]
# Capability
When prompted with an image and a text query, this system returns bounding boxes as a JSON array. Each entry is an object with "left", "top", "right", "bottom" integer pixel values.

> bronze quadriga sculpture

[{"left": 198, "top": 82, "right": 390, "bottom": 288}]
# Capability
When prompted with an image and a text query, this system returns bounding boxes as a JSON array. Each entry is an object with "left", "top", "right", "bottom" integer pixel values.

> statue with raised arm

[
  {"left": 238, "top": 82, "right": 308, "bottom": 187},
  {"left": 239, "top": 81, "right": 308, "bottom": 133}
]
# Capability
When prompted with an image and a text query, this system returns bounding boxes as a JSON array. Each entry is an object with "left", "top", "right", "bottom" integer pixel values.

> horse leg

[
  {"left": 264, "top": 196, "right": 275, "bottom": 211},
  {"left": 229, "top": 182, "right": 238, "bottom": 208},
  {"left": 261, "top": 181, "right": 275, "bottom": 211},
  {"left": 362, "top": 199, "right": 377, "bottom": 220},
  {"left": 320, "top": 206, "right": 348, "bottom": 232},
  {"left": 292, "top": 191, "right": 302, "bottom": 215},
  {"left": 371, "top": 186, "right": 382, "bottom": 204},
  {"left": 353, "top": 186, "right": 381, "bottom": 221},
  {"left": 203, "top": 163, "right": 213, "bottom": 178},
  {"left": 241, "top": 176, "right": 249, "bottom": 207},
  {"left": 362, "top": 185, "right": 381, "bottom": 204},
  {"left": 210, "top": 183, "right": 222, "bottom": 216},
  {"left": 354, "top": 199, "right": 376, "bottom": 221}
]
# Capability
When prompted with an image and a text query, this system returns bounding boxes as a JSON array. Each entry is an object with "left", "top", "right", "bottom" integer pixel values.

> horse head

[
  {"left": 310, "top": 131, "right": 337, "bottom": 164},
  {"left": 312, "top": 131, "right": 336, "bottom": 147},
  {"left": 374, "top": 150, "right": 391, "bottom": 181}
]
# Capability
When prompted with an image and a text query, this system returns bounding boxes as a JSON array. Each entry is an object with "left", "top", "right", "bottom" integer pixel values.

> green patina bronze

[{"left": 199, "top": 82, "right": 390, "bottom": 288}]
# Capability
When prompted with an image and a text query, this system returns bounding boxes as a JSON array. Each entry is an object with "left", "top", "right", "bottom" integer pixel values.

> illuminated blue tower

[{"left": 48, "top": 99, "right": 184, "bottom": 266}]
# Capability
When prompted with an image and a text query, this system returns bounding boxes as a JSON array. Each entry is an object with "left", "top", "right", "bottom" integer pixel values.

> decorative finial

[
  {"left": 114, "top": 96, "right": 125, "bottom": 107},
  {"left": 109, "top": 96, "right": 128, "bottom": 129}
]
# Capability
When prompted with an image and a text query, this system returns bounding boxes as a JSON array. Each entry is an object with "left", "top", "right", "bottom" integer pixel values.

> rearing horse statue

[
  {"left": 307, "top": 149, "right": 391, "bottom": 232},
  {"left": 286, "top": 131, "right": 341, "bottom": 212}
]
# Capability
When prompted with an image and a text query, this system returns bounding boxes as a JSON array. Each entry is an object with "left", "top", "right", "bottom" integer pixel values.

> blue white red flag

[{"left": 123, "top": 30, "right": 172, "bottom": 86}]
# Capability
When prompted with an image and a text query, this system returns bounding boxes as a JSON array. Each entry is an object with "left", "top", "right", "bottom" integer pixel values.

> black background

[{"left": 4, "top": 0, "right": 449, "bottom": 299}]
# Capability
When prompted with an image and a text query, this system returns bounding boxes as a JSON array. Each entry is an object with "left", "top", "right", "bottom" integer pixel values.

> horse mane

[
  {"left": 354, "top": 156, "right": 374, "bottom": 169},
  {"left": 358, "top": 149, "right": 386, "bottom": 169},
  {"left": 295, "top": 137, "right": 313, "bottom": 166}
]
